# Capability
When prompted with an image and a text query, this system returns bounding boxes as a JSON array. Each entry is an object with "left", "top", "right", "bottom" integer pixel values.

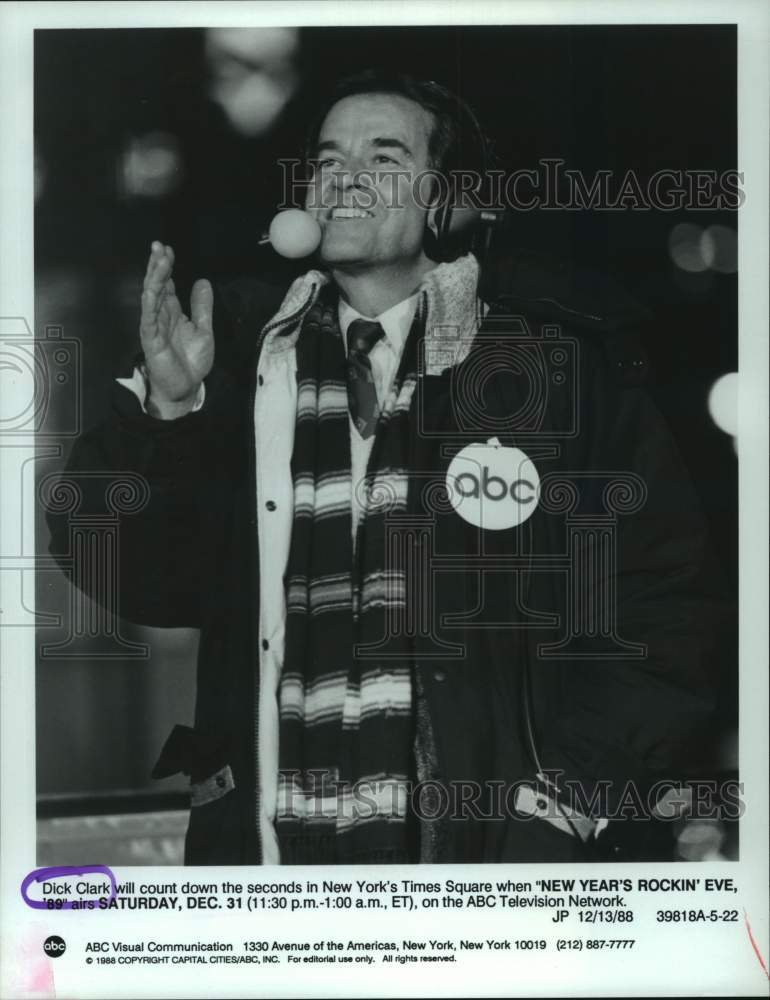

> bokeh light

[
  {"left": 205, "top": 28, "right": 300, "bottom": 138},
  {"left": 669, "top": 222, "right": 738, "bottom": 276},
  {"left": 119, "top": 131, "right": 182, "bottom": 199},
  {"left": 707, "top": 372, "right": 738, "bottom": 437},
  {"left": 701, "top": 224, "right": 738, "bottom": 274},
  {"left": 668, "top": 222, "right": 710, "bottom": 272},
  {"left": 676, "top": 819, "right": 726, "bottom": 862}
]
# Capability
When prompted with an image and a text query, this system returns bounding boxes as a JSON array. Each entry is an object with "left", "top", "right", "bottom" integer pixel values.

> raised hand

[{"left": 139, "top": 242, "right": 215, "bottom": 419}]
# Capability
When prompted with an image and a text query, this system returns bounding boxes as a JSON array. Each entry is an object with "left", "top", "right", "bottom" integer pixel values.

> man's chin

[
  {"left": 318, "top": 234, "right": 372, "bottom": 268},
  {"left": 320, "top": 252, "right": 370, "bottom": 270}
]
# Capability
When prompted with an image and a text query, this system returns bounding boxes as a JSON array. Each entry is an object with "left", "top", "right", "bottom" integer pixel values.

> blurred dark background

[{"left": 34, "top": 25, "right": 738, "bottom": 864}]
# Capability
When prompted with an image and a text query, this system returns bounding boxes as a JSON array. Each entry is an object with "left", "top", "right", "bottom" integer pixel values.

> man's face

[{"left": 306, "top": 92, "right": 435, "bottom": 269}]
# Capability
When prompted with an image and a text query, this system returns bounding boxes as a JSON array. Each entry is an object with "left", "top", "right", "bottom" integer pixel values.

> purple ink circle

[{"left": 21, "top": 865, "right": 116, "bottom": 911}]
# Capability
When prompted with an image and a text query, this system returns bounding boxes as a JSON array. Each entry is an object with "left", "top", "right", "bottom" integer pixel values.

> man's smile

[{"left": 327, "top": 206, "right": 375, "bottom": 220}]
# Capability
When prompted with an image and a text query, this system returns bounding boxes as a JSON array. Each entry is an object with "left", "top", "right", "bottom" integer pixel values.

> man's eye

[
  {"left": 316, "top": 158, "right": 341, "bottom": 169},
  {"left": 374, "top": 154, "right": 398, "bottom": 165}
]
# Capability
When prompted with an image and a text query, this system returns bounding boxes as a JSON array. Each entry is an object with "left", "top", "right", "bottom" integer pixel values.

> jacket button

[
  {"left": 258, "top": 374, "right": 264, "bottom": 386},
  {"left": 433, "top": 668, "right": 447, "bottom": 683},
  {"left": 265, "top": 500, "right": 277, "bottom": 511},
  {"left": 215, "top": 776, "right": 226, "bottom": 789},
  {"left": 261, "top": 639, "right": 269, "bottom": 651}
]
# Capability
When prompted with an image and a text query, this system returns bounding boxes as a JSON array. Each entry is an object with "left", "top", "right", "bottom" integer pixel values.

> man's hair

[{"left": 303, "top": 69, "right": 489, "bottom": 177}]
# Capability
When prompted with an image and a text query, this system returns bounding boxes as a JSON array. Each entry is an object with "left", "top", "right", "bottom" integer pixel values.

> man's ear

[
  {"left": 426, "top": 203, "right": 440, "bottom": 239},
  {"left": 423, "top": 176, "right": 452, "bottom": 261},
  {"left": 422, "top": 162, "right": 448, "bottom": 240},
  {"left": 423, "top": 202, "right": 446, "bottom": 264}
]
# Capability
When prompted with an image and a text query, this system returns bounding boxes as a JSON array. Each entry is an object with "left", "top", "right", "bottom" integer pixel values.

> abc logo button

[
  {"left": 43, "top": 935, "right": 66, "bottom": 958},
  {"left": 446, "top": 439, "right": 539, "bottom": 530}
]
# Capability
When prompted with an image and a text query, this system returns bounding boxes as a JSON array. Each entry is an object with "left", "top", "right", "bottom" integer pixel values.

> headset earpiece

[{"left": 424, "top": 91, "right": 502, "bottom": 260}]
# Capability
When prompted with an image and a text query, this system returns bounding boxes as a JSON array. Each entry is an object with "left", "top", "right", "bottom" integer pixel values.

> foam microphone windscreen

[{"left": 266, "top": 209, "right": 322, "bottom": 258}]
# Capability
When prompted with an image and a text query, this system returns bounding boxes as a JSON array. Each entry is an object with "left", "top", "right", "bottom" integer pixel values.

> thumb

[{"left": 190, "top": 278, "right": 214, "bottom": 332}]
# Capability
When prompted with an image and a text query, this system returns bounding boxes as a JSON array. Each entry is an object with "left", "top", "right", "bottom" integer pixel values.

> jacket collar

[{"left": 261, "top": 254, "right": 483, "bottom": 375}]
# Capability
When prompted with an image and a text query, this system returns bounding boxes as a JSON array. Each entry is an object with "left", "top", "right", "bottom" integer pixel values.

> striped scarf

[
  {"left": 276, "top": 281, "right": 420, "bottom": 863},
  {"left": 273, "top": 256, "right": 482, "bottom": 863}
]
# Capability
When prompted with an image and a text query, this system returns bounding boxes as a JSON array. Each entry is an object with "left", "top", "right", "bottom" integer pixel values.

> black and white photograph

[
  {"left": 1, "top": 3, "right": 768, "bottom": 998},
  {"left": 34, "top": 20, "right": 740, "bottom": 868}
]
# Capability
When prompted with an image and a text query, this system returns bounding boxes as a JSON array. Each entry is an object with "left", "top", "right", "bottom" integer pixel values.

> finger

[
  {"left": 155, "top": 287, "right": 170, "bottom": 323},
  {"left": 190, "top": 278, "right": 213, "bottom": 333},
  {"left": 141, "top": 268, "right": 177, "bottom": 336},
  {"left": 142, "top": 241, "right": 163, "bottom": 289},
  {"left": 159, "top": 295, "right": 181, "bottom": 331},
  {"left": 143, "top": 241, "right": 174, "bottom": 294},
  {"left": 163, "top": 284, "right": 183, "bottom": 326},
  {"left": 162, "top": 276, "right": 183, "bottom": 317},
  {"left": 140, "top": 282, "right": 157, "bottom": 318},
  {"left": 140, "top": 287, "right": 161, "bottom": 341},
  {"left": 140, "top": 281, "right": 168, "bottom": 337},
  {"left": 142, "top": 275, "right": 166, "bottom": 313}
]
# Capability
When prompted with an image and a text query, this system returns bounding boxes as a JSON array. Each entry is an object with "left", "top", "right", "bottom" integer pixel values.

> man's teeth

[{"left": 330, "top": 207, "right": 373, "bottom": 219}]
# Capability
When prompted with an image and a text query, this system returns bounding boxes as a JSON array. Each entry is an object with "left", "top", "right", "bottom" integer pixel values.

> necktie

[{"left": 346, "top": 318, "right": 386, "bottom": 439}]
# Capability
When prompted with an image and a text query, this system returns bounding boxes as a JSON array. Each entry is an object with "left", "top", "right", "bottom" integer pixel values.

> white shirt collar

[{"left": 337, "top": 292, "right": 420, "bottom": 356}]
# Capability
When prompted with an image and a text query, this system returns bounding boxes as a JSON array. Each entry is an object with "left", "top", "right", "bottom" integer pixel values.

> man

[{"left": 48, "top": 72, "right": 723, "bottom": 865}]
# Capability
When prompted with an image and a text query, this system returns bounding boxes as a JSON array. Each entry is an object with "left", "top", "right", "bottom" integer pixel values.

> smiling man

[
  {"left": 308, "top": 91, "right": 438, "bottom": 310},
  {"left": 48, "top": 71, "right": 723, "bottom": 866}
]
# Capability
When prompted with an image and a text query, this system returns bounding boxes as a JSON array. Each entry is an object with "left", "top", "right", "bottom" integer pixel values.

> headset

[{"left": 420, "top": 80, "right": 504, "bottom": 262}]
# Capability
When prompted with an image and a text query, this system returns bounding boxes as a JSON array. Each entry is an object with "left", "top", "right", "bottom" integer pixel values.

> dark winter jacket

[{"left": 47, "top": 251, "right": 725, "bottom": 865}]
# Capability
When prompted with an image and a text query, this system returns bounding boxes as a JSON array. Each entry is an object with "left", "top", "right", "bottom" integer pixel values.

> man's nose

[
  {"left": 327, "top": 162, "right": 377, "bottom": 211},
  {"left": 333, "top": 159, "right": 372, "bottom": 191}
]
